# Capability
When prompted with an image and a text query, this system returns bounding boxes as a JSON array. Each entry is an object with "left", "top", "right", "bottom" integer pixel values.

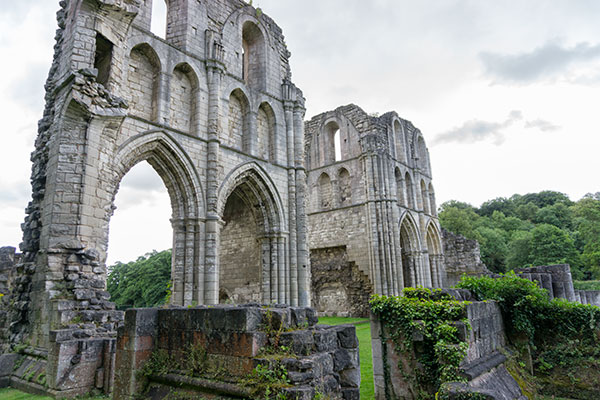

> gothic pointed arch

[
  {"left": 226, "top": 88, "right": 251, "bottom": 151},
  {"left": 257, "top": 102, "right": 276, "bottom": 161},
  {"left": 317, "top": 172, "right": 333, "bottom": 210},
  {"left": 110, "top": 130, "right": 205, "bottom": 306},
  {"left": 170, "top": 62, "right": 199, "bottom": 133},
  {"left": 429, "top": 182, "right": 437, "bottom": 216},
  {"left": 426, "top": 221, "right": 444, "bottom": 288},
  {"left": 216, "top": 162, "right": 287, "bottom": 304},
  {"left": 405, "top": 171, "right": 415, "bottom": 209},
  {"left": 338, "top": 167, "right": 351, "bottom": 206},
  {"left": 399, "top": 212, "right": 421, "bottom": 288},
  {"left": 127, "top": 43, "right": 161, "bottom": 121}
]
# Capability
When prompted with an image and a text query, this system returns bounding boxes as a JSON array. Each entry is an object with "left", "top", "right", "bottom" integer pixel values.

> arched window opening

[
  {"left": 242, "top": 21, "right": 266, "bottom": 89},
  {"left": 421, "top": 180, "right": 430, "bottom": 214},
  {"left": 128, "top": 44, "right": 160, "bottom": 121},
  {"left": 257, "top": 103, "right": 275, "bottom": 161},
  {"left": 429, "top": 183, "right": 437, "bottom": 216},
  {"left": 94, "top": 32, "right": 113, "bottom": 87},
  {"left": 395, "top": 168, "right": 405, "bottom": 206},
  {"left": 338, "top": 168, "right": 351, "bottom": 206},
  {"left": 226, "top": 90, "right": 249, "bottom": 151},
  {"left": 318, "top": 173, "right": 332, "bottom": 210},
  {"left": 107, "top": 162, "right": 172, "bottom": 309},
  {"left": 323, "top": 121, "right": 341, "bottom": 164},
  {"left": 394, "top": 120, "right": 407, "bottom": 163},
  {"left": 170, "top": 64, "right": 198, "bottom": 133},
  {"left": 151, "top": 0, "right": 167, "bottom": 39},
  {"left": 405, "top": 172, "right": 414, "bottom": 209}
]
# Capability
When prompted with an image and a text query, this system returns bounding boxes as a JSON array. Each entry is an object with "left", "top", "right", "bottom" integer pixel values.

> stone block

[
  {"left": 314, "top": 327, "right": 338, "bottom": 352},
  {"left": 335, "top": 324, "right": 358, "bottom": 348},
  {"left": 280, "top": 330, "right": 314, "bottom": 355}
]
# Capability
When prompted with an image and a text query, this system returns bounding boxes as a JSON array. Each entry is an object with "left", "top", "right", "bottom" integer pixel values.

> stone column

[
  {"left": 204, "top": 36, "right": 224, "bottom": 304},
  {"left": 283, "top": 88, "right": 298, "bottom": 306},
  {"left": 294, "top": 100, "right": 310, "bottom": 307}
]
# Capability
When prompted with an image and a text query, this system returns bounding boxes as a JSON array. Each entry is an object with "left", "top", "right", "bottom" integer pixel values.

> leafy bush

[{"left": 370, "top": 288, "right": 470, "bottom": 396}]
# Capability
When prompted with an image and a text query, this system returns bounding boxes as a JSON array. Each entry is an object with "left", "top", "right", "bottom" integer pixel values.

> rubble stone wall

[
  {"left": 310, "top": 246, "right": 372, "bottom": 317},
  {"left": 113, "top": 305, "right": 361, "bottom": 400},
  {"left": 442, "top": 228, "right": 490, "bottom": 286}
]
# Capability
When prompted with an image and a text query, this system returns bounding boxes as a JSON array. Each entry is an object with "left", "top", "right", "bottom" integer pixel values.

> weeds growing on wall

[
  {"left": 370, "top": 287, "right": 471, "bottom": 398},
  {"left": 457, "top": 273, "right": 600, "bottom": 398}
]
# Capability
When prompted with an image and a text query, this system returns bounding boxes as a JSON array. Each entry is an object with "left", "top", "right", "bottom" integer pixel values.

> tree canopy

[
  {"left": 439, "top": 191, "right": 600, "bottom": 280},
  {"left": 107, "top": 249, "right": 171, "bottom": 309}
]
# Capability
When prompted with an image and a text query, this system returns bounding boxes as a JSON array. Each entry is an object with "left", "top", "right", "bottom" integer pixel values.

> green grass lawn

[
  {"left": 319, "top": 316, "right": 374, "bottom": 399},
  {"left": 0, "top": 389, "right": 53, "bottom": 400},
  {"left": 0, "top": 388, "right": 108, "bottom": 400}
]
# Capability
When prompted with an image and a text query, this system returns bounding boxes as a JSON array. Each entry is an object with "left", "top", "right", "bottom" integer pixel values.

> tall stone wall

[
  {"left": 306, "top": 105, "right": 446, "bottom": 317},
  {"left": 3, "top": 0, "right": 308, "bottom": 396},
  {"left": 442, "top": 228, "right": 490, "bottom": 286}
]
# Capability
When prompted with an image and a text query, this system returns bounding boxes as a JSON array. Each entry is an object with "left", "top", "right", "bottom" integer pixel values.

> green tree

[
  {"left": 107, "top": 250, "right": 172, "bottom": 309},
  {"left": 473, "top": 226, "right": 508, "bottom": 273},
  {"left": 529, "top": 224, "right": 581, "bottom": 277},
  {"left": 478, "top": 197, "right": 516, "bottom": 217},
  {"left": 506, "top": 230, "right": 532, "bottom": 270},
  {"left": 438, "top": 201, "right": 480, "bottom": 239}
]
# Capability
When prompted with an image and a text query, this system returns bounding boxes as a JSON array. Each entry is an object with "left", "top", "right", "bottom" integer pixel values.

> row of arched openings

[
  {"left": 395, "top": 169, "right": 436, "bottom": 215},
  {"left": 317, "top": 169, "right": 351, "bottom": 210},
  {"left": 150, "top": 1, "right": 266, "bottom": 90},
  {"left": 127, "top": 44, "right": 276, "bottom": 161}
]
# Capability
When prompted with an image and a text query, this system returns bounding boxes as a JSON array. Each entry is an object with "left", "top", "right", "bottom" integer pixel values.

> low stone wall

[
  {"left": 371, "top": 293, "right": 525, "bottom": 400},
  {"left": 114, "top": 305, "right": 360, "bottom": 400},
  {"left": 442, "top": 229, "right": 490, "bottom": 286}
]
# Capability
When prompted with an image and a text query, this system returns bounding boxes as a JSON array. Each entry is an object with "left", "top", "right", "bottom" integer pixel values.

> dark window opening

[{"left": 94, "top": 33, "right": 113, "bottom": 87}]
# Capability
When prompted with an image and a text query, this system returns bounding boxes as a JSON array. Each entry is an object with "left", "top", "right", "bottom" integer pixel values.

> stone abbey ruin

[{"left": 1, "top": 0, "right": 599, "bottom": 399}]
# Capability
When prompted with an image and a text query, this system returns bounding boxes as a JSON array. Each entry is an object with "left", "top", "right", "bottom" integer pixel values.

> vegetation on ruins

[
  {"left": 457, "top": 273, "right": 600, "bottom": 398},
  {"left": 439, "top": 191, "right": 600, "bottom": 279},
  {"left": 370, "top": 288, "right": 471, "bottom": 398},
  {"left": 107, "top": 250, "right": 171, "bottom": 309}
]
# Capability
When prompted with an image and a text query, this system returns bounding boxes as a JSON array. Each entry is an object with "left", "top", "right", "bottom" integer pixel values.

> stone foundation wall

[
  {"left": 442, "top": 228, "right": 490, "bottom": 286},
  {"left": 114, "top": 305, "right": 360, "bottom": 400},
  {"left": 310, "top": 246, "right": 373, "bottom": 318}
]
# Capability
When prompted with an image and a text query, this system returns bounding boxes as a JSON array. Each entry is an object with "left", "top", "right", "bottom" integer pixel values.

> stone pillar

[
  {"left": 283, "top": 92, "right": 298, "bottom": 306},
  {"left": 294, "top": 100, "right": 310, "bottom": 307},
  {"left": 204, "top": 35, "right": 224, "bottom": 304}
]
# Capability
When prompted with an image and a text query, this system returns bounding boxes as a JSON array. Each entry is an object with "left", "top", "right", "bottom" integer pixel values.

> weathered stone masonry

[
  {"left": 2, "top": 0, "right": 309, "bottom": 396},
  {"left": 305, "top": 105, "right": 445, "bottom": 316}
]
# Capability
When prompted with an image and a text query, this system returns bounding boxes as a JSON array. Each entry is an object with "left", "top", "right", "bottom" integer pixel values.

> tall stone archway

[{"left": 400, "top": 215, "right": 421, "bottom": 288}]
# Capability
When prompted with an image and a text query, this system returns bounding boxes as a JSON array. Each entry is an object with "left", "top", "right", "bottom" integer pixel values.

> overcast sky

[{"left": 1, "top": 1, "right": 599, "bottom": 264}]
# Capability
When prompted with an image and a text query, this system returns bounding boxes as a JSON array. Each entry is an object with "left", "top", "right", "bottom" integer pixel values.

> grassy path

[{"left": 319, "top": 316, "right": 374, "bottom": 399}]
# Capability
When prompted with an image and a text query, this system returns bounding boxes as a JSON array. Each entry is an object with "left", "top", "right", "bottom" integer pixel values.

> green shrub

[{"left": 370, "top": 288, "right": 470, "bottom": 396}]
